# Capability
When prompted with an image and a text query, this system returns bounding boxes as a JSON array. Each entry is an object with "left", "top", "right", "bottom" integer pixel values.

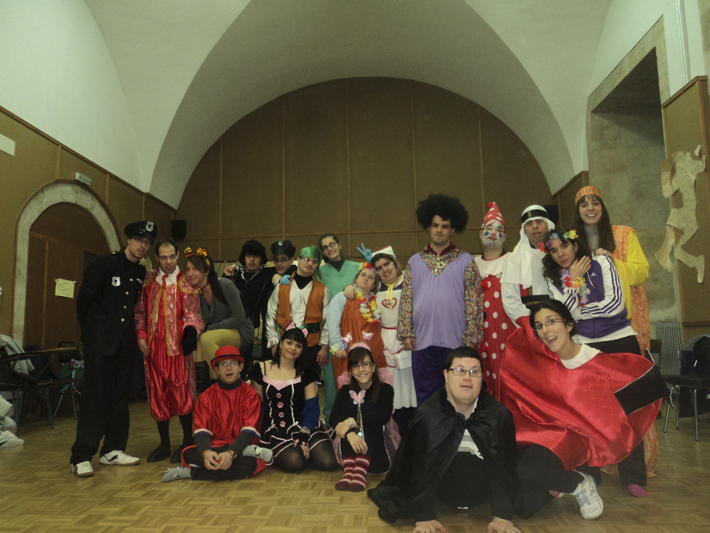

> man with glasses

[
  {"left": 397, "top": 194, "right": 484, "bottom": 405},
  {"left": 265, "top": 246, "right": 331, "bottom": 375},
  {"left": 369, "top": 346, "right": 520, "bottom": 533},
  {"left": 70, "top": 221, "right": 157, "bottom": 478},
  {"left": 161, "top": 346, "right": 272, "bottom": 483}
]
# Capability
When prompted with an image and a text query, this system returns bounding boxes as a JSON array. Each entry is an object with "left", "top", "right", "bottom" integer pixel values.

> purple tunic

[{"left": 411, "top": 252, "right": 472, "bottom": 351}]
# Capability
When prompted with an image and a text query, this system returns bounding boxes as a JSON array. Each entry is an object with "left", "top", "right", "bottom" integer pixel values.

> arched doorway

[
  {"left": 13, "top": 182, "right": 120, "bottom": 345},
  {"left": 23, "top": 203, "right": 110, "bottom": 349}
]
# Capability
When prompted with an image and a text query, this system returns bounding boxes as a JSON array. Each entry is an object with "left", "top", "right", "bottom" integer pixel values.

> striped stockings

[{"left": 335, "top": 455, "right": 370, "bottom": 492}]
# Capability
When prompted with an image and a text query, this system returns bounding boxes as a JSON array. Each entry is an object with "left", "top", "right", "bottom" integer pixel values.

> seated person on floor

[
  {"left": 368, "top": 346, "right": 521, "bottom": 533},
  {"left": 162, "top": 346, "right": 272, "bottom": 482},
  {"left": 330, "top": 344, "right": 395, "bottom": 492},
  {"left": 498, "top": 301, "right": 665, "bottom": 520}
]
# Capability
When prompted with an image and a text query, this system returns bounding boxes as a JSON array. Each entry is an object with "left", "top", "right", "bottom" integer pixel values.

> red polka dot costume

[{"left": 475, "top": 202, "right": 516, "bottom": 399}]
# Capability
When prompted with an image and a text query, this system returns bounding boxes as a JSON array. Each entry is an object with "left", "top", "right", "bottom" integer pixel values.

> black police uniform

[{"left": 70, "top": 222, "right": 154, "bottom": 466}]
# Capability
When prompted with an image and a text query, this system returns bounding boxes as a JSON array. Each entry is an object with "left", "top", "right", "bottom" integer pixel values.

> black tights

[
  {"left": 156, "top": 412, "right": 194, "bottom": 447},
  {"left": 273, "top": 443, "right": 339, "bottom": 473}
]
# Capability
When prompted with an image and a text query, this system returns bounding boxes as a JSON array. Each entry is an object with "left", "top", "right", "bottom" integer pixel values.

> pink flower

[
  {"left": 280, "top": 421, "right": 286, "bottom": 428},
  {"left": 277, "top": 402, "right": 284, "bottom": 408},
  {"left": 276, "top": 393, "right": 282, "bottom": 398},
  {"left": 278, "top": 412, "right": 284, "bottom": 418}
]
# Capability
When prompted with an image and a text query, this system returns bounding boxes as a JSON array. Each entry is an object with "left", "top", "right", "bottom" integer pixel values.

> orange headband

[
  {"left": 575, "top": 186, "right": 602, "bottom": 205},
  {"left": 184, "top": 246, "right": 210, "bottom": 267}
]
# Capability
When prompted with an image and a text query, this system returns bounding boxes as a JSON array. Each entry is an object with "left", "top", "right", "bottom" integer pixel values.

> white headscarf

[{"left": 501, "top": 205, "right": 555, "bottom": 288}]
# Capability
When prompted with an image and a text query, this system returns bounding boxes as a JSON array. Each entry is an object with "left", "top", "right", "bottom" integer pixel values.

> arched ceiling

[{"left": 85, "top": 0, "right": 612, "bottom": 208}]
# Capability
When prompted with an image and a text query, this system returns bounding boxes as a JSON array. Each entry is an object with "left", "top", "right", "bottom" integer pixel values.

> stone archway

[{"left": 13, "top": 182, "right": 120, "bottom": 342}]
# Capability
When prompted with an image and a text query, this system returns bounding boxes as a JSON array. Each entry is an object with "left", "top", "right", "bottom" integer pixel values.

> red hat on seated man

[{"left": 211, "top": 346, "right": 244, "bottom": 371}]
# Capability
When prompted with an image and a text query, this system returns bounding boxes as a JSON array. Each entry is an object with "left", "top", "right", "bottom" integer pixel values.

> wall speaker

[{"left": 172, "top": 220, "right": 187, "bottom": 240}]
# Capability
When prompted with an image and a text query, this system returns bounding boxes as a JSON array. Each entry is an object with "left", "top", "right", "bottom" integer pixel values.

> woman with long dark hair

[
  {"left": 249, "top": 326, "right": 338, "bottom": 473},
  {"left": 329, "top": 345, "right": 394, "bottom": 491},
  {"left": 184, "top": 247, "right": 254, "bottom": 379}
]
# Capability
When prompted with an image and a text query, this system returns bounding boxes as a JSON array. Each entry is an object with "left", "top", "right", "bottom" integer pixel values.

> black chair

[{"left": 662, "top": 336, "right": 710, "bottom": 441}]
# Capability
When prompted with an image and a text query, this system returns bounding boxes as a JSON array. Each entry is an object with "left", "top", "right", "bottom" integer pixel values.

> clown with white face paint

[
  {"left": 473, "top": 203, "right": 517, "bottom": 399},
  {"left": 501, "top": 205, "right": 555, "bottom": 324}
]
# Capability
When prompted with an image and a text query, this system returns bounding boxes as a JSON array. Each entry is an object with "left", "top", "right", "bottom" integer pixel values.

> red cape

[{"left": 498, "top": 320, "right": 662, "bottom": 470}]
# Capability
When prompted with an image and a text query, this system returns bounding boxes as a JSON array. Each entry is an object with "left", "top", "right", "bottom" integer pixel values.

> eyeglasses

[
  {"left": 534, "top": 318, "right": 565, "bottom": 331},
  {"left": 321, "top": 242, "right": 339, "bottom": 250},
  {"left": 375, "top": 261, "right": 394, "bottom": 272},
  {"left": 219, "top": 360, "right": 240, "bottom": 368},
  {"left": 448, "top": 367, "right": 483, "bottom": 378},
  {"left": 351, "top": 361, "right": 373, "bottom": 370},
  {"left": 300, "top": 257, "right": 319, "bottom": 265},
  {"left": 273, "top": 257, "right": 291, "bottom": 264}
]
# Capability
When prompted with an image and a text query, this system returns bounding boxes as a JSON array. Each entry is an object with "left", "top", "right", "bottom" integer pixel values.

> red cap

[
  {"left": 481, "top": 202, "right": 506, "bottom": 231},
  {"left": 212, "top": 346, "right": 244, "bottom": 371}
]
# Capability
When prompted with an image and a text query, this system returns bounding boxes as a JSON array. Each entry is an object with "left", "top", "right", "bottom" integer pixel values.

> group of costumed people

[{"left": 68, "top": 188, "right": 666, "bottom": 533}]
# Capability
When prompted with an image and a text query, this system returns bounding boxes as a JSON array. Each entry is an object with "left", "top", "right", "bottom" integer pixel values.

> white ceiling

[{"left": 81, "top": 0, "right": 612, "bottom": 207}]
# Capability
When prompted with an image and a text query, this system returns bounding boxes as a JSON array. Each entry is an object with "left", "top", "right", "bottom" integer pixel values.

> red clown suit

[{"left": 135, "top": 268, "right": 203, "bottom": 421}]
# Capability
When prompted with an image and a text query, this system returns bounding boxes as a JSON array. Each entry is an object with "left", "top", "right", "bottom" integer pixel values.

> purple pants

[{"left": 412, "top": 346, "right": 454, "bottom": 405}]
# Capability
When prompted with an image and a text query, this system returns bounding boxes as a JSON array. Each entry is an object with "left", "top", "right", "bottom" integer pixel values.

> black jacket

[
  {"left": 76, "top": 250, "right": 145, "bottom": 355},
  {"left": 368, "top": 387, "right": 517, "bottom": 522}
]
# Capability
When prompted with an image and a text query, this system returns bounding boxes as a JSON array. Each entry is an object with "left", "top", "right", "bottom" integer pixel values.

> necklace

[{"left": 355, "top": 286, "right": 381, "bottom": 323}]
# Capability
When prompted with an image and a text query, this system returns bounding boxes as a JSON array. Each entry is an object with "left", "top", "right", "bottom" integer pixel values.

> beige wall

[
  {"left": 0, "top": 107, "right": 175, "bottom": 345},
  {"left": 177, "top": 78, "right": 553, "bottom": 264}
]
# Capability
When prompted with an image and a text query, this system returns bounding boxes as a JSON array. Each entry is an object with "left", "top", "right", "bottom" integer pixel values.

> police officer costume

[{"left": 69, "top": 221, "right": 157, "bottom": 473}]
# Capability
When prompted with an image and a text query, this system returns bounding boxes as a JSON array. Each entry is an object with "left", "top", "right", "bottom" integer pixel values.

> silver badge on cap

[
  {"left": 278, "top": 241, "right": 284, "bottom": 246},
  {"left": 146, "top": 221, "right": 154, "bottom": 232},
  {"left": 112, "top": 277, "right": 121, "bottom": 287}
]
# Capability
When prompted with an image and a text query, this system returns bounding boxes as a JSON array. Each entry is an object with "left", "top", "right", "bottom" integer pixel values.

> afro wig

[{"left": 416, "top": 194, "right": 469, "bottom": 233}]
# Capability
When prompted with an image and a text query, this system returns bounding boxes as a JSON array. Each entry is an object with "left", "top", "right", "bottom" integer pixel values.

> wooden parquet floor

[{"left": 2, "top": 400, "right": 710, "bottom": 533}]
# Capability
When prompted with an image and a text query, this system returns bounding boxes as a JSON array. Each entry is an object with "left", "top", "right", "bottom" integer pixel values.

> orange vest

[{"left": 276, "top": 274, "right": 326, "bottom": 347}]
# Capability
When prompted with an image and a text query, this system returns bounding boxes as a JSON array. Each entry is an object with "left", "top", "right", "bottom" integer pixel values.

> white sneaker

[
  {"left": 100, "top": 450, "right": 140, "bottom": 466},
  {"left": 162, "top": 466, "right": 192, "bottom": 482},
  {"left": 243, "top": 444, "right": 273, "bottom": 462},
  {"left": 72, "top": 461, "right": 95, "bottom": 477},
  {"left": 572, "top": 471, "right": 604, "bottom": 520}
]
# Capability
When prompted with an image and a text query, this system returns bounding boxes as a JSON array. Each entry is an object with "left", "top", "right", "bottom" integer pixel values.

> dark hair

[
  {"left": 347, "top": 346, "right": 382, "bottom": 402},
  {"left": 154, "top": 238, "right": 178, "bottom": 255},
  {"left": 541, "top": 227, "right": 592, "bottom": 287},
  {"left": 273, "top": 328, "right": 307, "bottom": 376},
  {"left": 529, "top": 300, "right": 577, "bottom": 338},
  {"left": 444, "top": 346, "right": 483, "bottom": 370},
  {"left": 416, "top": 194, "right": 469, "bottom": 233},
  {"left": 186, "top": 252, "right": 228, "bottom": 305},
  {"left": 238, "top": 239, "right": 268, "bottom": 265},
  {"left": 572, "top": 194, "right": 616, "bottom": 254},
  {"left": 318, "top": 233, "right": 340, "bottom": 263}
]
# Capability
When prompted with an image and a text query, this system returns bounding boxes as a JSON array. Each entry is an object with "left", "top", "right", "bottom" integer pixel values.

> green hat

[{"left": 299, "top": 245, "right": 321, "bottom": 262}]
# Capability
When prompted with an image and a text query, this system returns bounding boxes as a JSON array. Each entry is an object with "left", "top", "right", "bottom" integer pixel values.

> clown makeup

[{"left": 480, "top": 221, "right": 505, "bottom": 248}]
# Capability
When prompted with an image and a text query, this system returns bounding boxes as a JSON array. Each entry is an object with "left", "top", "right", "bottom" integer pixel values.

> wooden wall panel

[
  {"left": 177, "top": 143, "right": 221, "bottom": 241},
  {"left": 177, "top": 238, "right": 222, "bottom": 274},
  {"left": 58, "top": 148, "right": 108, "bottom": 203},
  {"left": 143, "top": 195, "right": 175, "bottom": 244},
  {"left": 348, "top": 78, "right": 414, "bottom": 233},
  {"left": 44, "top": 239, "right": 83, "bottom": 349},
  {"left": 24, "top": 236, "right": 46, "bottom": 348},
  {"left": 412, "top": 83, "right": 483, "bottom": 227},
  {"left": 222, "top": 98, "right": 283, "bottom": 239},
  {"left": 284, "top": 80, "right": 348, "bottom": 236},
  {"left": 0, "top": 112, "right": 58, "bottom": 336},
  {"left": 481, "top": 107, "right": 552, "bottom": 235},
  {"left": 662, "top": 77, "right": 710, "bottom": 336},
  {"left": 107, "top": 177, "right": 143, "bottom": 244},
  {"left": 178, "top": 78, "right": 556, "bottom": 265}
]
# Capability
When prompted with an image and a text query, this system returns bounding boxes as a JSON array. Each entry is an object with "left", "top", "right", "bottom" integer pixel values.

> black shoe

[
  {"left": 147, "top": 445, "right": 171, "bottom": 463},
  {"left": 171, "top": 444, "right": 188, "bottom": 464}
]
